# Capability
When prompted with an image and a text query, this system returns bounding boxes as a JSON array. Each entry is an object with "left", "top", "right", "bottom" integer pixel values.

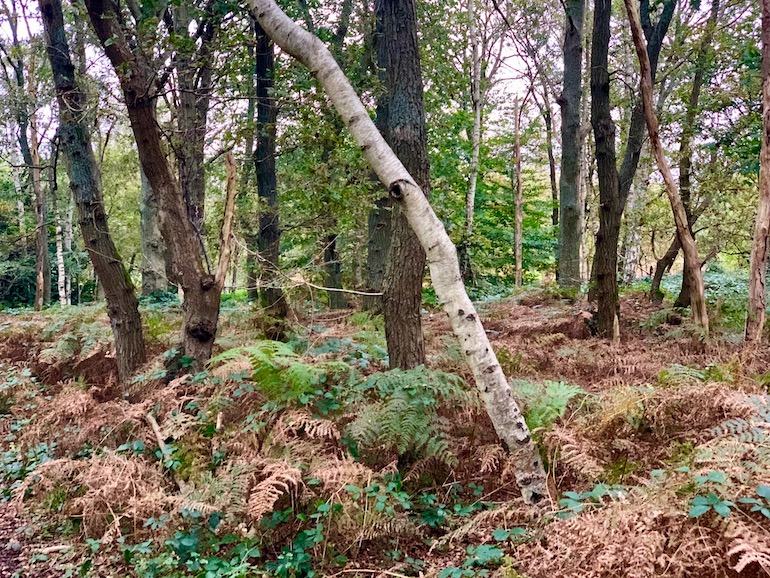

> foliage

[{"left": 510, "top": 380, "right": 586, "bottom": 431}]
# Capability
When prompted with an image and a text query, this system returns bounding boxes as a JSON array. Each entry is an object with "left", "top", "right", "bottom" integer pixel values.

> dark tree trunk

[
  {"left": 377, "top": 0, "right": 429, "bottom": 369},
  {"left": 542, "top": 95, "right": 559, "bottom": 231},
  {"left": 254, "top": 22, "right": 286, "bottom": 317},
  {"left": 363, "top": 197, "right": 392, "bottom": 313},
  {"left": 363, "top": 12, "right": 392, "bottom": 314},
  {"left": 324, "top": 233, "right": 347, "bottom": 309},
  {"left": 589, "top": 0, "right": 675, "bottom": 336},
  {"left": 557, "top": 0, "right": 584, "bottom": 288},
  {"left": 650, "top": 235, "right": 679, "bottom": 303},
  {"left": 85, "top": 0, "right": 222, "bottom": 368},
  {"left": 40, "top": 0, "right": 146, "bottom": 381}
]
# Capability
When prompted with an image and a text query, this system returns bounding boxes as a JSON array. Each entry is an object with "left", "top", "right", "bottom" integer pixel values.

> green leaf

[
  {"left": 492, "top": 529, "right": 510, "bottom": 541},
  {"left": 757, "top": 485, "right": 770, "bottom": 499},
  {"left": 689, "top": 504, "right": 711, "bottom": 518},
  {"left": 713, "top": 502, "right": 733, "bottom": 517}
]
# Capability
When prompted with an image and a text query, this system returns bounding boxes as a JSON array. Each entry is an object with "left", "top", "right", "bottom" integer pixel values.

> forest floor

[{"left": 1, "top": 289, "right": 769, "bottom": 577}]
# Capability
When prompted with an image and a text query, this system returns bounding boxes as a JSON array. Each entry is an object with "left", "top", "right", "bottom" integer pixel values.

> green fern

[
  {"left": 657, "top": 364, "right": 706, "bottom": 387},
  {"left": 510, "top": 379, "right": 586, "bottom": 431},
  {"left": 709, "top": 395, "right": 770, "bottom": 444},
  {"left": 208, "top": 342, "right": 354, "bottom": 403},
  {"left": 344, "top": 366, "right": 472, "bottom": 469}
]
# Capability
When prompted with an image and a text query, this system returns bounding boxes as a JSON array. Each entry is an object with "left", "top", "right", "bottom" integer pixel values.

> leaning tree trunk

[
  {"left": 247, "top": 0, "right": 547, "bottom": 504},
  {"left": 557, "top": 0, "right": 585, "bottom": 288},
  {"left": 40, "top": 0, "right": 146, "bottom": 381},
  {"left": 378, "top": 0, "right": 429, "bottom": 370},
  {"left": 746, "top": 0, "right": 770, "bottom": 342},
  {"left": 624, "top": 0, "right": 709, "bottom": 333}
]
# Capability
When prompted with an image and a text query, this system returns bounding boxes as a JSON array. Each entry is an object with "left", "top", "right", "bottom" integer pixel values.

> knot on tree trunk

[
  {"left": 388, "top": 179, "right": 412, "bottom": 201},
  {"left": 187, "top": 320, "right": 215, "bottom": 342}
]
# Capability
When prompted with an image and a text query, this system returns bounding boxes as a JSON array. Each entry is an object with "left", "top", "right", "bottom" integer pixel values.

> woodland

[{"left": 1, "top": 0, "right": 770, "bottom": 575}]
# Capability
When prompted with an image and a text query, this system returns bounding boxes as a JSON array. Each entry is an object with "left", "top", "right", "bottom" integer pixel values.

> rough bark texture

[
  {"left": 746, "top": 0, "right": 770, "bottom": 342},
  {"left": 363, "top": 16, "right": 392, "bottom": 314},
  {"left": 173, "top": 5, "right": 215, "bottom": 234},
  {"left": 254, "top": 22, "right": 287, "bottom": 317},
  {"left": 30, "top": 116, "right": 51, "bottom": 309},
  {"left": 139, "top": 165, "right": 169, "bottom": 295},
  {"left": 378, "top": 0, "right": 428, "bottom": 370},
  {"left": 247, "top": 0, "right": 547, "bottom": 504},
  {"left": 624, "top": 0, "right": 709, "bottom": 333},
  {"left": 557, "top": 0, "right": 584, "bottom": 288},
  {"left": 40, "top": 0, "right": 146, "bottom": 381},
  {"left": 589, "top": 0, "right": 675, "bottom": 337},
  {"left": 84, "top": 0, "right": 222, "bottom": 368}
]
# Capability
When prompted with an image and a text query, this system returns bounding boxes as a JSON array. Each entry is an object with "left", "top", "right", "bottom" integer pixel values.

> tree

[
  {"left": 247, "top": 0, "right": 547, "bottom": 505},
  {"left": 589, "top": 0, "right": 675, "bottom": 338},
  {"left": 254, "top": 20, "right": 286, "bottom": 318},
  {"left": 624, "top": 0, "right": 709, "bottom": 334},
  {"left": 0, "top": 0, "right": 51, "bottom": 309},
  {"left": 746, "top": 0, "right": 770, "bottom": 342},
  {"left": 39, "top": 0, "right": 146, "bottom": 381},
  {"left": 83, "top": 0, "right": 232, "bottom": 367},
  {"left": 378, "top": 0, "right": 430, "bottom": 369},
  {"left": 557, "top": 0, "right": 584, "bottom": 287}
]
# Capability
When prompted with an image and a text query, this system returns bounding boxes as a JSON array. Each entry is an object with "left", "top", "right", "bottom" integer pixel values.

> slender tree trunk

[
  {"left": 558, "top": 0, "right": 585, "bottom": 288},
  {"left": 622, "top": 150, "right": 650, "bottom": 283},
  {"left": 514, "top": 96, "right": 524, "bottom": 289},
  {"left": 460, "top": 0, "right": 482, "bottom": 282},
  {"left": 324, "top": 232, "right": 347, "bottom": 309},
  {"left": 40, "top": 0, "right": 146, "bottom": 380},
  {"left": 746, "top": 0, "right": 770, "bottom": 342},
  {"left": 254, "top": 22, "right": 286, "bottom": 317},
  {"left": 541, "top": 91, "right": 559, "bottom": 231},
  {"left": 54, "top": 203, "right": 67, "bottom": 306},
  {"left": 29, "top": 115, "right": 51, "bottom": 309},
  {"left": 248, "top": 0, "right": 547, "bottom": 504},
  {"left": 624, "top": 0, "right": 709, "bottom": 333},
  {"left": 378, "top": 0, "right": 429, "bottom": 370},
  {"left": 139, "top": 165, "right": 168, "bottom": 295}
]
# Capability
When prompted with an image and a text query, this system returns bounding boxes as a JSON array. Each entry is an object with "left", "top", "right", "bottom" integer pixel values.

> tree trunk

[
  {"left": 622, "top": 150, "right": 650, "bottom": 283},
  {"left": 557, "top": 0, "right": 584, "bottom": 288},
  {"left": 54, "top": 203, "right": 67, "bottom": 306},
  {"left": 590, "top": 0, "right": 621, "bottom": 338},
  {"left": 254, "top": 21, "right": 286, "bottom": 317},
  {"left": 589, "top": 0, "right": 675, "bottom": 337},
  {"left": 30, "top": 115, "right": 51, "bottom": 310},
  {"left": 324, "top": 232, "right": 347, "bottom": 309},
  {"left": 514, "top": 96, "right": 524, "bottom": 289},
  {"left": 173, "top": 4, "right": 214, "bottom": 234},
  {"left": 85, "top": 0, "right": 223, "bottom": 368},
  {"left": 139, "top": 165, "right": 169, "bottom": 295},
  {"left": 460, "top": 0, "right": 482, "bottom": 282},
  {"left": 746, "top": 0, "right": 770, "bottom": 342},
  {"left": 541, "top": 91, "right": 559, "bottom": 231},
  {"left": 378, "top": 0, "right": 429, "bottom": 370},
  {"left": 363, "top": 197, "right": 392, "bottom": 313},
  {"left": 363, "top": 14, "right": 392, "bottom": 314},
  {"left": 624, "top": 0, "right": 709, "bottom": 333},
  {"left": 248, "top": 0, "right": 547, "bottom": 504},
  {"left": 40, "top": 0, "right": 146, "bottom": 381}
]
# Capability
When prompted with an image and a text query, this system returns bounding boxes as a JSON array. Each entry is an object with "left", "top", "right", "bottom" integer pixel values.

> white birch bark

[
  {"left": 247, "top": 0, "right": 548, "bottom": 505},
  {"left": 55, "top": 207, "right": 67, "bottom": 306},
  {"left": 465, "top": 0, "right": 482, "bottom": 244}
]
